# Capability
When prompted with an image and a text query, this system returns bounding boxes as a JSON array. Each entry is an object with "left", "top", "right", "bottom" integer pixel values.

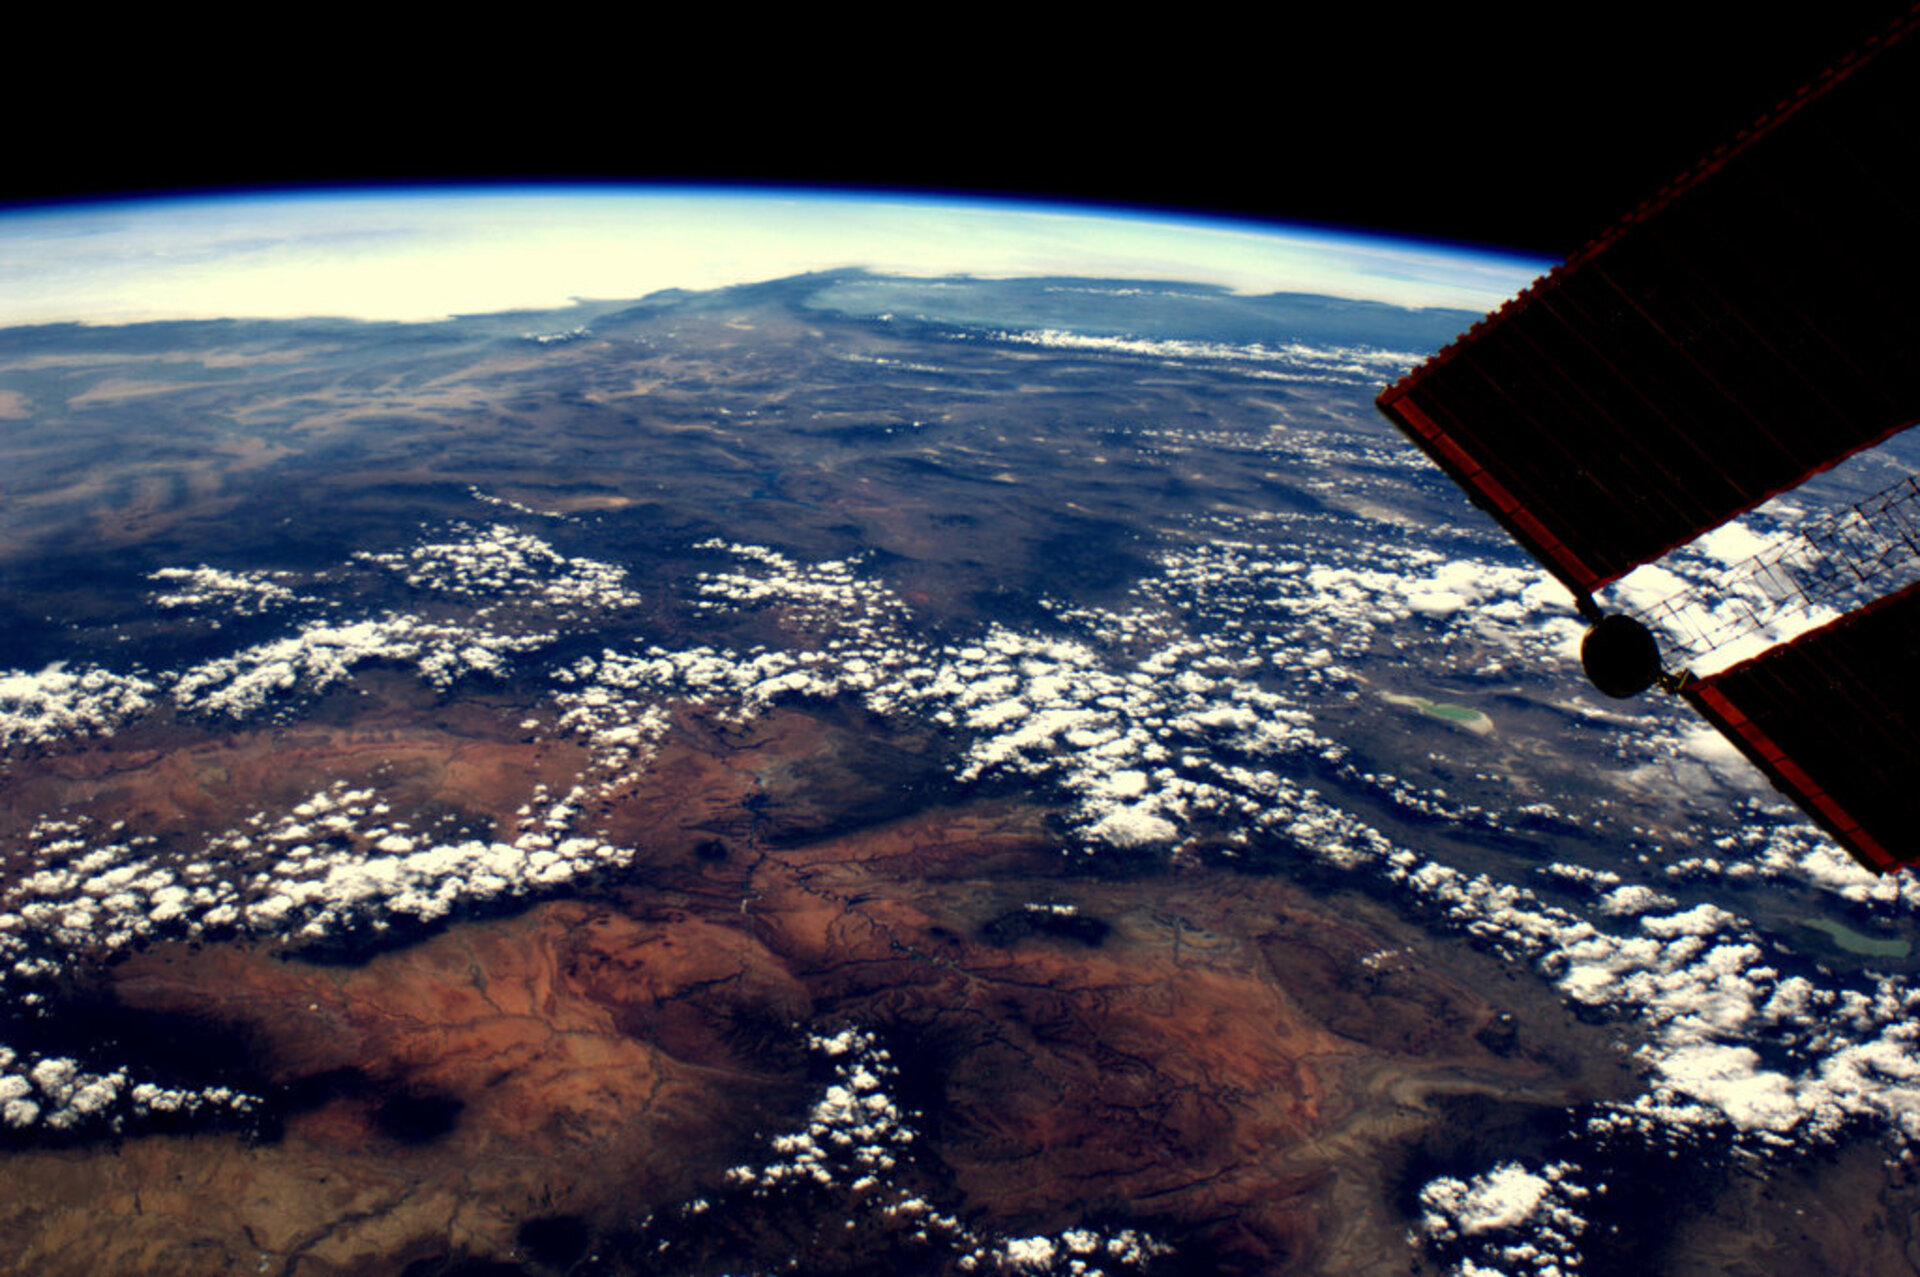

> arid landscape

[{"left": 4, "top": 272, "right": 1918, "bottom": 1275}]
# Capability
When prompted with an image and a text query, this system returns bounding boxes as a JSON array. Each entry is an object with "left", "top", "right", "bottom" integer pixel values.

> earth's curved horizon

[
  {"left": 2, "top": 187, "right": 1919, "bottom": 1277},
  {"left": 0, "top": 185, "right": 1546, "bottom": 329}
]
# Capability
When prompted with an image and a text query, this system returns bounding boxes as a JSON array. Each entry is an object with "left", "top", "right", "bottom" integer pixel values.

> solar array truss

[
  {"left": 1375, "top": 6, "right": 1920, "bottom": 871},
  {"left": 1633, "top": 473, "right": 1920, "bottom": 671}
]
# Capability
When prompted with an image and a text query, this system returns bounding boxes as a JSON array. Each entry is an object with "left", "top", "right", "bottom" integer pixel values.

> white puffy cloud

[
  {"left": 354, "top": 521, "right": 641, "bottom": 617},
  {"left": 1419, "top": 1161, "right": 1593, "bottom": 1277},
  {"left": 0, "top": 663, "right": 157, "bottom": 751},
  {"left": 983, "top": 328, "right": 1426, "bottom": 387},
  {"left": 0, "top": 1047, "right": 252, "bottom": 1136},
  {"left": 665, "top": 1025, "right": 1163, "bottom": 1274},
  {"left": 149, "top": 565, "right": 302, "bottom": 616},
  {"left": 0, "top": 771, "right": 632, "bottom": 1137},
  {"left": 171, "top": 613, "right": 548, "bottom": 718}
]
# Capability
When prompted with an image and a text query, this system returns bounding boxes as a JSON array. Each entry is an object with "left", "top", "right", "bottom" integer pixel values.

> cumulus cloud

[
  {"left": 0, "top": 663, "right": 158, "bottom": 751},
  {"left": 172, "top": 613, "right": 548, "bottom": 718},
  {"left": 0, "top": 774, "right": 632, "bottom": 1137},
  {"left": 0, "top": 1038, "right": 253, "bottom": 1139},
  {"left": 354, "top": 521, "right": 642, "bottom": 618},
  {"left": 637, "top": 1026, "right": 1165, "bottom": 1274},
  {"left": 981, "top": 328, "right": 1426, "bottom": 386},
  {"left": 1419, "top": 1161, "right": 1593, "bottom": 1277},
  {"left": 147, "top": 522, "right": 657, "bottom": 723},
  {"left": 148, "top": 565, "right": 302, "bottom": 616},
  {"left": 1, "top": 782, "right": 631, "bottom": 966}
]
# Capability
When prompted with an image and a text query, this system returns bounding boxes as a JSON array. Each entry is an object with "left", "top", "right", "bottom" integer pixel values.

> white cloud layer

[
  {"left": 0, "top": 664, "right": 156, "bottom": 751},
  {"left": 1420, "top": 1161, "right": 1594, "bottom": 1277},
  {"left": 673, "top": 1026, "right": 1163, "bottom": 1274}
]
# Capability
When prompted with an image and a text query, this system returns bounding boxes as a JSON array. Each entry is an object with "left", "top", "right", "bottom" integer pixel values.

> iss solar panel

[
  {"left": 1377, "top": 8, "right": 1920, "bottom": 597},
  {"left": 1682, "top": 580, "right": 1920, "bottom": 873}
]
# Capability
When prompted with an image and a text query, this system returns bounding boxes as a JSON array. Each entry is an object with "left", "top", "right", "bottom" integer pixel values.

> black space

[{"left": 7, "top": 5, "right": 1915, "bottom": 261}]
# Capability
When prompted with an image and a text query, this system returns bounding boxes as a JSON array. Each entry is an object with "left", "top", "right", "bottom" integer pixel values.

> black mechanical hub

[{"left": 1581, "top": 613, "right": 1663, "bottom": 698}]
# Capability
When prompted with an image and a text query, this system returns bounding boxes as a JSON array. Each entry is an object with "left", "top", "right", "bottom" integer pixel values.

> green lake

[{"left": 1800, "top": 916, "right": 1912, "bottom": 958}]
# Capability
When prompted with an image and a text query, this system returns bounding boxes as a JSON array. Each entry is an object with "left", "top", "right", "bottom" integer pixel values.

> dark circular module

[{"left": 1581, "top": 613, "right": 1664, "bottom": 699}]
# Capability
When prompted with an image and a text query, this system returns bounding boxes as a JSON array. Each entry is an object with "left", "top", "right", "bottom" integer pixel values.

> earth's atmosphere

[{"left": 3, "top": 193, "right": 1920, "bottom": 1277}]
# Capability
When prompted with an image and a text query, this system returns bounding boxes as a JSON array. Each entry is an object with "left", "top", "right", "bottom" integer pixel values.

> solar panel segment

[
  {"left": 1375, "top": 7, "right": 1920, "bottom": 871},
  {"left": 1378, "top": 9, "right": 1920, "bottom": 599},
  {"left": 1681, "top": 581, "right": 1920, "bottom": 872}
]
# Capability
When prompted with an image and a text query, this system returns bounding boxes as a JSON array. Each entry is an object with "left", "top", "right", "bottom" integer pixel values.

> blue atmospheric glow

[{"left": 0, "top": 183, "right": 1551, "bottom": 328}]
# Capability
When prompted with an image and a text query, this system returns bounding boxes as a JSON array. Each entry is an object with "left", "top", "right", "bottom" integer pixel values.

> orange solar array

[
  {"left": 1378, "top": 8, "right": 1920, "bottom": 599},
  {"left": 1377, "top": 7, "right": 1920, "bottom": 870},
  {"left": 1682, "top": 582, "right": 1920, "bottom": 871}
]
